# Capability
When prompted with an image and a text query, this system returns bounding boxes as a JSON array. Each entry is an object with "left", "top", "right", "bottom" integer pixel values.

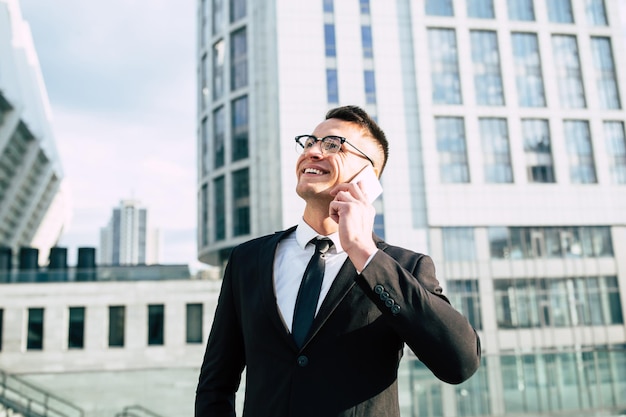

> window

[
  {"left": 214, "top": 176, "right": 226, "bottom": 241},
  {"left": 364, "top": 70, "right": 377, "bottom": 104},
  {"left": 212, "top": 0, "right": 224, "bottom": 35},
  {"left": 552, "top": 35, "right": 586, "bottom": 108},
  {"left": 425, "top": 0, "right": 453, "bottom": 16},
  {"left": 186, "top": 303, "right": 203, "bottom": 344},
  {"left": 585, "top": 0, "right": 607, "bottom": 25},
  {"left": 212, "top": 40, "right": 225, "bottom": 101},
  {"left": 428, "top": 29, "right": 462, "bottom": 105},
  {"left": 200, "top": 0, "right": 209, "bottom": 48},
  {"left": 324, "top": 24, "right": 336, "bottom": 57},
  {"left": 201, "top": 184, "right": 208, "bottom": 246},
  {"left": 564, "top": 120, "right": 596, "bottom": 183},
  {"left": 326, "top": 69, "right": 339, "bottom": 103},
  {"left": 442, "top": 227, "right": 476, "bottom": 261},
  {"left": 591, "top": 37, "right": 621, "bottom": 109},
  {"left": 446, "top": 280, "right": 482, "bottom": 330},
  {"left": 480, "top": 118, "right": 513, "bottom": 182},
  {"left": 148, "top": 304, "right": 164, "bottom": 346},
  {"left": 435, "top": 117, "right": 469, "bottom": 183},
  {"left": 213, "top": 106, "right": 225, "bottom": 169},
  {"left": 489, "top": 226, "right": 613, "bottom": 259},
  {"left": 547, "top": 0, "right": 574, "bottom": 23},
  {"left": 230, "top": 0, "right": 246, "bottom": 23},
  {"left": 604, "top": 121, "right": 626, "bottom": 183},
  {"left": 0, "top": 308, "right": 3, "bottom": 351},
  {"left": 68, "top": 307, "right": 85, "bottom": 349},
  {"left": 201, "top": 117, "right": 209, "bottom": 177},
  {"left": 522, "top": 119, "right": 555, "bottom": 183},
  {"left": 231, "top": 95, "right": 249, "bottom": 161},
  {"left": 27, "top": 308, "right": 44, "bottom": 350},
  {"left": 507, "top": 0, "right": 535, "bottom": 21},
  {"left": 108, "top": 306, "right": 125, "bottom": 347},
  {"left": 200, "top": 54, "right": 208, "bottom": 110},
  {"left": 230, "top": 29, "right": 247, "bottom": 91},
  {"left": 323, "top": 0, "right": 334, "bottom": 13},
  {"left": 359, "top": 0, "right": 370, "bottom": 14},
  {"left": 232, "top": 168, "right": 250, "bottom": 236},
  {"left": 361, "top": 25, "right": 373, "bottom": 58},
  {"left": 468, "top": 0, "right": 494, "bottom": 19},
  {"left": 511, "top": 33, "right": 545, "bottom": 107},
  {"left": 471, "top": 31, "right": 504, "bottom": 106}
]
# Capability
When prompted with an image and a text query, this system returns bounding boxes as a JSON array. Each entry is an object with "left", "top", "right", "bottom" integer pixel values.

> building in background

[
  {"left": 197, "top": 0, "right": 626, "bottom": 416},
  {"left": 0, "top": 0, "right": 70, "bottom": 267},
  {"left": 99, "top": 199, "right": 161, "bottom": 266}
]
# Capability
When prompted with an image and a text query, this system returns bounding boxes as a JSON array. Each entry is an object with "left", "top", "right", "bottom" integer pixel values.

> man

[{"left": 195, "top": 105, "right": 481, "bottom": 416}]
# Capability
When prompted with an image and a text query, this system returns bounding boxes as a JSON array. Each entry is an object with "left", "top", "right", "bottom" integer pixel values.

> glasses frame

[{"left": 295, "top": 135, "right": 375, "bottom": 167}]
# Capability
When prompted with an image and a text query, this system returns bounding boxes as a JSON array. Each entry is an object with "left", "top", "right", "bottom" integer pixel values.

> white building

[
  {"left": 0, "top": 0, "right": 70, "bottom": 266},
  {"left": 99, "top": 199, "right": 161, "bottom": 266},
  {"left": 197, "top": 0, "right": 626, "bottom": 415}
]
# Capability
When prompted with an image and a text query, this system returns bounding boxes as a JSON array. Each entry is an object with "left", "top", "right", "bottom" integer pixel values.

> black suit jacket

[{"left": 195, "top": 227, "right": 481, "bottom": 417}]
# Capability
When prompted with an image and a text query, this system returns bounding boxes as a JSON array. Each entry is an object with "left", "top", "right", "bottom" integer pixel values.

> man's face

[{"left": 295, "top": 118, "right": 379, "bottom": 203}]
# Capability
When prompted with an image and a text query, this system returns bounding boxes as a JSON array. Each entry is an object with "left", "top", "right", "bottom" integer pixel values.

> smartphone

[{"left": 350, "top": 165, "right": 383, "bottom": 203}]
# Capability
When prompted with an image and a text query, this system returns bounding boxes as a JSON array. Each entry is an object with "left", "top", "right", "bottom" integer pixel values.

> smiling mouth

[{"left": 303, "top": 168, "right": 328, "bottom": 175}]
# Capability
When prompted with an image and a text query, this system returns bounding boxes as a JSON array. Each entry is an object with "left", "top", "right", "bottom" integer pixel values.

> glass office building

[{"left": 197, "top": 0, "right": 626, "bottom": 415}]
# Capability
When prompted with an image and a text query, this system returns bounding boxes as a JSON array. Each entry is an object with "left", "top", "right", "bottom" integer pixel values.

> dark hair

[{"left": 325, "top": 105, "right": 389, "bottom": 174}]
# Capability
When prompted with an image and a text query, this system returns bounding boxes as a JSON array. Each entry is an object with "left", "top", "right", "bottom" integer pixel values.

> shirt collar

[{"left": 295, "top": 218, "right": 344, "bottom": 254}]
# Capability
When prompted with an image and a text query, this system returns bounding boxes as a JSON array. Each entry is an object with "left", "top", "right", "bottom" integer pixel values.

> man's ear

[{"left": 373, "top": 166, "right": 381, "bottom": 178}]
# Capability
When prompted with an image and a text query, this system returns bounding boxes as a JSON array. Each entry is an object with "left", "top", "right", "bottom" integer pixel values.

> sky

[{"left": 18, "top": 0, "right": 198, "bottom": 266}]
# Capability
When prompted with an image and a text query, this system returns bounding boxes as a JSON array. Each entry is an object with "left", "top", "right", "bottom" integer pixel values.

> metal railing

[
  {"left": 114, "top": 404, "right": 165, "bottom": 417},
  {"left": 0, "top": 369, "right": 83, "bottom": 417}
]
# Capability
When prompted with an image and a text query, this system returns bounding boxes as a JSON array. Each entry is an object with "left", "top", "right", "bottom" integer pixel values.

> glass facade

[
  {"left": 511, "top": 33, "right": 545, "bottom": 107},
  {"left": 480, "top": 118, "right": 513, "bottom": 183},
  {"left": 488, "top": 226, "right": 613, "bottom": 260},
  {"left": 564, "top": 120, "right": 597, "bottom": 183},
  {"left": 604, "top": 121, "right": 626, "bottom": 183},
  {"left": 429, "top": 29, "right": 462, "bottom": 105},
  {"left": 68, "top": 307, "right": 85, "bottom": 349},
  {"left": 590, "top": 37, "right": 621, "bottom": 109},
  {"left": 552, "top": 35, "right": 586, "bottom": 108},
  {"left": 435, "top": 117, "right": 470, "bottom": 183},
  {"left": 507, "top": 0, "right": 535, "bottom": 21},
  {"left": 522, "top": 119, "right": 555, "bottom": 183},
  {"left": 232, "top": 168, "right": 250, "bottom": 237}
]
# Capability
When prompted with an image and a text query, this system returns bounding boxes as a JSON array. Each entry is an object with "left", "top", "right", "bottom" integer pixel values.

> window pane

[
  {"left": 230, "top": 29, "right": 247, "bottom": 91},
  {"left": 68, "top": 307, "right": 85, "bottom": 349},
  {"left": 213, "top": 106, "right": 225, "bottom": 169},
  {"left": 0, "top": 308, "right": 3, "bottom": 351},
  {"left": 232, "top": 168, "right": 250, "bottom": 236},
  {"left": 435, "top": 117, "right": 469, "bottom": 183},
  {"left": 552, "top": 35, "right": 586, "bottom": 108},
  {"left": 471, "top": 31, "right": 504, "bottom": 106},
  {"left": 231, "top": 95, "right": 249, "bottom": 161},
  {"left": 214, "top": 176, "right": 226, "bottom": 241},
  {"left": 186, "top": 303, "right": 204, "bottom": 344},
  {"left": 425, "top": 0, "right": 454, "bottom": 16},
  {"left": 428, "top": 29, "right": 462, "bottom": 105},
  {"left": 522, "top": 119, "right": 555, "bottom": 183},
  {"left": 212, "top": 40, "right": 225, "bottom": 101},
  {"left": 323, "top": 0, "right": 334, "bottom": 13},
  {"left": 359, "top": 0, "right": 370, "bottom": 14},
  {"left": 148, "top": 304, "right": 164, "bottom": 346},
  {"left": 480, "top": 118, "right": 513, "bottom": 182},
  {"left": 585, "top": 0, "right": 608, "bottom": 25},
  {"left": 564, "top": 120, "right": 597, "bottom": 183},
  {"left": 324, "top": 24, "right": 336, "bottom": 57},
  {"left": 108, "top": 306, "right": 125, "bottom": 347},
  {"left": 512, "top": 33, "right": 545, "bottom": 107},
  {"left": 591, "top": 37, "right": 621, "bottom": 109},
  {"left": 201, "top": 184, "right": 208, "bottom": 246},
  {"left": 442, "top": 228, "right": 476, "bottom": 261},
  {"left": 230, "top": 0, "right": 246, "bottom": 22},
  {"left": 200, "top": 54, "right": 208, "bottom": 110},
  {"left": 326, "top": 69, "right": 339, "bottom": 103},
  {"left": 547, "top": 0, "right": 574, "bottom": 23},
  {"left": 603, "top": 121, "right": 626, "bottom": 183},
  {"left": 468, "top": 0, "right": 495, "bottom": 18},
  {"left": 364, "top": 70, "right": 377, "bottom": 104},
  {"left": 507, "top": 0, "right": 535, "bottom": 21},
  {"left": 361, "top": 25, "right": 373, "bottom": 58},
  {"left": 27, "top": 308, "right": 44, "bottom": 350},
  {"left": 447, "top": 280, "right": 482, "bottom": 330},
  {"left": 212, "top": 0, "right": 224, "bottom": 35},
  {"left": 201, "top": 117, "right": 209, "bottom": 177}
]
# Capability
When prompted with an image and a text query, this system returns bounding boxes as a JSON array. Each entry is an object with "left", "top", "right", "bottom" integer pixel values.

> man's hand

[{"left": 329, "top": 181, "right": 378, "bottom": 272}]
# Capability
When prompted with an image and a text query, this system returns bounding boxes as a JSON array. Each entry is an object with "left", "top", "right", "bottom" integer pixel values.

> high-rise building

[
  {"left": 100, "top": 199, "right": 160, "bottom": 265},
  {"left": 0, "top": 0, "right": 69, "bottom": 266},
  {"left": 197, "top": 0, "right": 626, "bottom": 415}
]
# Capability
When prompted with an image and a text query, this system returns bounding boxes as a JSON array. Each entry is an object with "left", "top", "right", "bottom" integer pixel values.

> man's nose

[{"left": 303, "top": 141, "right": 324, "bottom": 158}]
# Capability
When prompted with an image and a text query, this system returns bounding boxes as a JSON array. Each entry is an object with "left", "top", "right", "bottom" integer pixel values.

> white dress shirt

[{"left": 273, "top": 220, "right": 348, "bottom": 332}]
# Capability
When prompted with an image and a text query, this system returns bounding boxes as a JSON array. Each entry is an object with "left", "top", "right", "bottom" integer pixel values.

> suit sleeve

[
  {"left": 357, "top": 249, "right": 481, "bottom": 384},
  {"left": 195, "top": 251, "right": 245, "bottom": 417}
]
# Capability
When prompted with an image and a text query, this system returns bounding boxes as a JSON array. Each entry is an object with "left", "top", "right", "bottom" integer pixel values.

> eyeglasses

[{"left": 295, "top": 135, "right": 374, "bottom": 166}]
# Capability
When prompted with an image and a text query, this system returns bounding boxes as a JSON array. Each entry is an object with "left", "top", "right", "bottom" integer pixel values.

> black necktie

[{"left": 292, "top": 238, "right": 332, "bottom": 348}]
